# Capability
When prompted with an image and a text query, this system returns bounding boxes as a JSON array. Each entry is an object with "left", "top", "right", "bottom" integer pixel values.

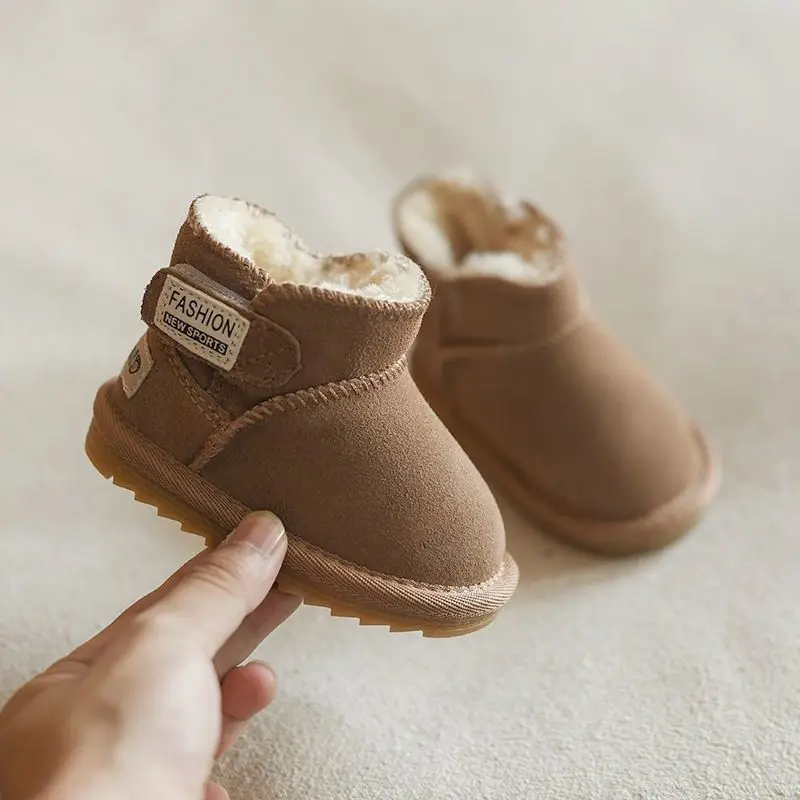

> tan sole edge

[
  {"left": 85, "top": 423, "right": 495, "bottom": 638},
  {"left": 413, "top": 365, "right": 720, "bottom": 556}
]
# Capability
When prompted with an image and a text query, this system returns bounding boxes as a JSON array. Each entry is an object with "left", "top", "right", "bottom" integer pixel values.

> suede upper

[
  {"left": 394, "top": 174, "right": 716, "bottom": 535},
  {"left": 108, "top": 196, "right": 514, "bottom": 602}
]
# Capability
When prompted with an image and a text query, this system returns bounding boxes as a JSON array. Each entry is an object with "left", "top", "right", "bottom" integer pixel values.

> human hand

[{"left": 0, "top": 511, "right": 300, "bottom": 800}]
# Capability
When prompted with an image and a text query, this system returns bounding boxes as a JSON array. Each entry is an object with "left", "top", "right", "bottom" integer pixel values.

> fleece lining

[
  {"left": 395, "top": 172, "right": 566, "bottom": 285},
  {"left": 195, "top": 195, "right": 422, "bottom": 302}
]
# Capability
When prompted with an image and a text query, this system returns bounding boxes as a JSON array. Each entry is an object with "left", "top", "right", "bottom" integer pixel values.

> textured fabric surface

[
  {"left": 200, "top": 367, "right": 507, "bottom": 589},
  {"left": 0, "top": 2, "right": 798, "bottom": 798},
  {"left": 421, "top": 297, "right": 707, "bottom": 522}
]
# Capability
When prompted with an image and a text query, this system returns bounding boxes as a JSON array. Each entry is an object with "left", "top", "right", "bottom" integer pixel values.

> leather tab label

[
  {"left": 154, "top": 275, "right": 250, "bottom": 371},
  {"left": 120, "top": 333, "right": 154, "bottom": 398}
]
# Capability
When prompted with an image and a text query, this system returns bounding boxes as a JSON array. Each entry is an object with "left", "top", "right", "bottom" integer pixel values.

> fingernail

[
  {"left": 225, "top": 511, "right": 286, "bottom": 555},
  {"left": 250, "top": 660, "right": 277, "bottom": 682}
]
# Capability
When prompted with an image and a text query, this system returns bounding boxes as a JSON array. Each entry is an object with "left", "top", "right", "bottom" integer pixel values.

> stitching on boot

[
  {"left": 287, "top": 535, "right": 515, "bottom": 594},
  {"left": 211, "top": 376, "right": 239, "bottom": 409},
  {"left": 440, "top": 304, "right": 591, "bottom": 362},
  {"left": 207, "top": 373, "right": 227, "bottom": 405},
  {"left": 165, "top": 344, "right": 231, "bottom": 427},
  {"left": 234, "top": 342, "right": 296, "bottom": 373},
  {"left": 189, "top": 356, "right": 408, "bottom": 471}
]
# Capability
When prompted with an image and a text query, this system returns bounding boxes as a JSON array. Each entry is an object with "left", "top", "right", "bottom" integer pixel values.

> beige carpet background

[{"left": 1, "top": 2, "right": 798, "bottom": 798}]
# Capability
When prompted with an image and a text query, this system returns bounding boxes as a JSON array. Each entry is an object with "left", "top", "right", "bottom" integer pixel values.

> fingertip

[
  {"left": 241, "top": 660, "right": 278, "bottom": 708},
  {"left": 216, "top": 661, "right": 278, "bottom": 758},
  {"left": 225, "top": 511, "right": 286, "bottom": 556},
  {"left": 221, "top": 661, "right": 277, "bottom": 719},
  {"left": 205, "top": 782, "right": 230, "bottom": 800},
  {"left": 248, "top": 660, "right": 277, "bottom": 693}
]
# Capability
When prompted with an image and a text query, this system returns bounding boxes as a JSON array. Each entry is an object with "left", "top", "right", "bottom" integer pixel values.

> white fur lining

[
  {"left": 461, "top": 251, "right": 560, "bottom": 282},
  {"left": 395, "top": 189, "right": 456, "bottom": 269},
  {"left": 195, "top": 196, "right": 422, "bottom": 303},
  {"left": 395, "top": 178, "right": 565, "bottom": 285}
]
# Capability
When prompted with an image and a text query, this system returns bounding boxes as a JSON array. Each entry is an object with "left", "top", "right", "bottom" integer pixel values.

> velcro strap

[{"left": 141, "top": 263, "right": 301, "bottom": 391}]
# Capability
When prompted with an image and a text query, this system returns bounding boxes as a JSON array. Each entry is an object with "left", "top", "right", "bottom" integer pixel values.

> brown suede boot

[
  {"left": 393, "top": 172, "right": 720, "bottom": 555},
  {"left": 86, "top": 195, "right": 518, "bottom": 636}
]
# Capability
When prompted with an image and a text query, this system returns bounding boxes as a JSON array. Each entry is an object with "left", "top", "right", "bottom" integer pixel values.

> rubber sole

[
  {"left": 412, "top": 364, "right": 721, "bottom": 556},
  {"left": 85, "top": 421, "right": 497, "bottom": 638}
]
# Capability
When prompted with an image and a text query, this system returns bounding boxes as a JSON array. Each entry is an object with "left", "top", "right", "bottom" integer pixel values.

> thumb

[{"left": 148, "top": 511, "right": 288, "bottom": 655}]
